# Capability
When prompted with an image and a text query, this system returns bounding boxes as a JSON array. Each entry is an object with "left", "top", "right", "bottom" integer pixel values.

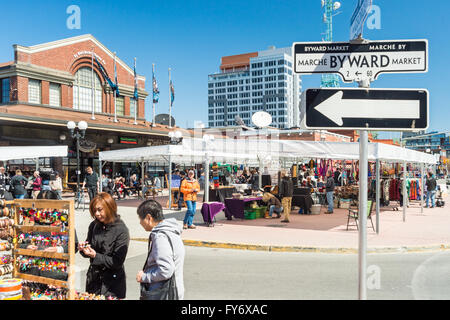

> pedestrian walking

[
  {"left": 10, "top": 170, "right": 28, "bottom": 199},
  {"left": 31, "top": 171, "right": 42, "bottom": 200},
  {"left": 50, "top": 172, "right": 63, "bottom": 200},
  {"left": 425, "top": 171, "right": 437, "bottom": 208},
  {"left": 82, "top": 166, "right": 99, "bottom": 203},
  {"left": 279, "top": 170, "right": 294, "bottom": 223},
  {"left": 136, "top": 200, "right": 185, "bottom": 300},
  {"left": 180, "top": 170, "right": 200, "bottom": 229},
  {"left": 325, "top": 171, "right": 335, "bottom": 214},
  {"left": 79, "top": 192, "right": 130, "bottom": 299}
]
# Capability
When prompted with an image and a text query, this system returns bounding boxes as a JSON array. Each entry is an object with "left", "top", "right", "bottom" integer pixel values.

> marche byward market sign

[
  {"left": 301, "top": 88, "right": 429, "bottom": 131},
  {"left": 293, "top": 39, "right": 428, "bottom": 83}
]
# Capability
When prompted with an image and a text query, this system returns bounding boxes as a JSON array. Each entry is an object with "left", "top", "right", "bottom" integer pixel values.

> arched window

[{"left": 73, "top": 67, "right": 102, "bottom": 112}]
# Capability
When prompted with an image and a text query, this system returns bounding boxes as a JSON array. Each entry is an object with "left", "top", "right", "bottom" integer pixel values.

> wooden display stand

[
  {"left": 166, "top": 188, "right": 186, "bottom": 209},
  {"left": 11, "top": 199, "right": 76, "bottom": 300},
  {"left": 0, "top": 200, "right": 14, "bottom": 281}
]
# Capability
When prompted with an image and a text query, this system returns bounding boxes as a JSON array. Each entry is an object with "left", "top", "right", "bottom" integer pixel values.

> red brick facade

[{"left": 9, "top": 35, "right": 147, "bottom": 118}]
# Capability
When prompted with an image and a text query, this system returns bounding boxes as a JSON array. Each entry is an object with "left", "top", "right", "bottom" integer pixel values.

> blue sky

[{"left": 0, "top": 0, "right": 448, "bottom": 138}]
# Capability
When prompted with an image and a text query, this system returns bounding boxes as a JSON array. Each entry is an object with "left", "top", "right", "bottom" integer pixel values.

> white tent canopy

[
  {"left": 99, "top": 140, "right": 259, "bottom": 165},
  {"left": 99, "top": 138, "right": 437, "bottom": 165},
  {"left": 0, "top": 146, "right": 68, "bottom": 161}
]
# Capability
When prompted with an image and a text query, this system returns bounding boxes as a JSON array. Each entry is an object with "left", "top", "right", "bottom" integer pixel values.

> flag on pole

[
  {"left": 170, "top": 80, "right": 175, "bottom": 107},
  {"left": 114, "top": 55, "right": 120, "bottom": 97},
  {"left": 94, "top": 55, "right": 117, "bottom": 92},
  {"left": 152, "top": 70, "right": 160, "bottom": 104},
  {"left": 133, "top": 59, "right": 138, "bottom": 101}
]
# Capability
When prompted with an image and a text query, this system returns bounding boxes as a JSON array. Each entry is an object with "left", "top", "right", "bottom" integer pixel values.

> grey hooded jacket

[{"left": 141, "top": 218, "right": 185, "bottom": 299}]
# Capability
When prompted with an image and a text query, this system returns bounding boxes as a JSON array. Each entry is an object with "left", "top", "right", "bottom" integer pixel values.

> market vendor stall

[
  {"left": 201, "top": 202, "right": 225, "bottom": 226},
  {"left": 224, "top": 196, "right": 263, "bottom": 220}
]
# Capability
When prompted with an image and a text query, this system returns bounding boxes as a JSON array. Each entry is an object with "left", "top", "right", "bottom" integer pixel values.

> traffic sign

[
  {"left": 350, "top": 0, "right": 372, "bottom": 41},
  {"left": 293, "top": 39, "right": 428, "bottom": 83},
  {"left": 301, "top": 88, "right": 428, "bottom": 131}
]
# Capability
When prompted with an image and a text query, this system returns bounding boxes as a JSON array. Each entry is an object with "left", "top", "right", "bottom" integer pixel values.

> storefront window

[{"left": 73, "top": 67, "right": 102, "bottom": 112}]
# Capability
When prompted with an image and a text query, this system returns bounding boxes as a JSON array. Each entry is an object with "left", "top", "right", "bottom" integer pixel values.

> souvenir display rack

[
  {"left": 0, "top": 200, "right": 14, "bottom": 281},
  {"left": 12, "top": 199, "right": 75, "bottom": 300}
]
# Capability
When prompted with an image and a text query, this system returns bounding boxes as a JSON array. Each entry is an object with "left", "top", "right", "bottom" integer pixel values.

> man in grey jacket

[{"left": 136, "top": 200, "right": 185, "bottom": 300}]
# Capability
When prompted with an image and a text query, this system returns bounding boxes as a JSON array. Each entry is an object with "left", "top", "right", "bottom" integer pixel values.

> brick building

[{"left": 0, "top": 34, "right": 174, "bottom": 182}]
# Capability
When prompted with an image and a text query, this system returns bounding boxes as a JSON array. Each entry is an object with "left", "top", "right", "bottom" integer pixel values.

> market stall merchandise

[
  {"left": 0, "top": 200, "right": 14, "bottom": 281},
  {"left": 0, "top": 278, "right": 22, "bottom": 300},
  {"left": 224, "top": 196, "right": 263, "bottom": 220},
  {"left": 12, "top": 199, "right": 76, "bottom": 300}
]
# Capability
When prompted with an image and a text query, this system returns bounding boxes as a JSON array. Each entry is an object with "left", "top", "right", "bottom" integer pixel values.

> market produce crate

[
  {"left": 244, "top": 210, "right": 257, "bottom": 220},
  {"left": 254, "top": 206, "right": 267, "bottom": 218}
]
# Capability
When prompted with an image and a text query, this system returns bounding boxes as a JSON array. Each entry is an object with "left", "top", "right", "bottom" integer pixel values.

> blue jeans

[
  {"left": 326, "top": 191, "right": 334, "bottom": 212},
  {"left": 426, "top": 190, "right": 436, "bottom": 208},
  {"left": 15, "top": 194, "right": 25, "bottom": 199},
  {"left": 269, "top": 205, "right": 283, "bottom": 217},
  {"left": 184, "top": 200, "right": 196, "bottom": 226}
]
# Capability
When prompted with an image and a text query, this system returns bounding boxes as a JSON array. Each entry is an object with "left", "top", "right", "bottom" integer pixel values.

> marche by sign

[{"left": 293, "top": 39, "right": 428, "bottom": 83}]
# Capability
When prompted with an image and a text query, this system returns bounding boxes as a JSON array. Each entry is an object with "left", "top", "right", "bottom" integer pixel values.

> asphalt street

[{"left": 75, "top": 244, "right": 450, "bottom": 300}]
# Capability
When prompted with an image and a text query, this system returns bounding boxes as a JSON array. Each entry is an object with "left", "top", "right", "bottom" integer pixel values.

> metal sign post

[
  {"left": 376, "top": 159, "right": 380, "bottom": 234},
  {"left": 358, "top": 129, "right": 369, "bottom": 300}
]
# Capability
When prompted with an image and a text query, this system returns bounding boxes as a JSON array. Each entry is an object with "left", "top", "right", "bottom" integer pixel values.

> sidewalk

[{"left": 74, "top": 195, "right": 450, "bottom": 254}]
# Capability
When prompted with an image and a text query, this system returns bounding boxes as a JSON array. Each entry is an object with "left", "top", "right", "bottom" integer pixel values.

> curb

[{"left": 130, "top": 238, "right": 450, "bottom": 254}]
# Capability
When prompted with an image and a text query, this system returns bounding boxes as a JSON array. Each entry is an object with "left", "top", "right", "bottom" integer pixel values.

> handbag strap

[{"left": 143, "top": 230, "right": 175, "bottom": 270}]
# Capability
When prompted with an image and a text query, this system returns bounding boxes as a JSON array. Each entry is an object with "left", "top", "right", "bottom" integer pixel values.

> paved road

[{"left": 76, "top": 245, "right": 450, "bottom": 300}]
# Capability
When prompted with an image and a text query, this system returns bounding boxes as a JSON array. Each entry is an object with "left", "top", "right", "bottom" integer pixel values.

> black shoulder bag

[{"left": 140, "top": 231, "right": 179, "bottom": 300}]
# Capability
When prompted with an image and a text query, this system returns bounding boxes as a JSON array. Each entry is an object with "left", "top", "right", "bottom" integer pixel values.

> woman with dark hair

[
  {"left": 136, "top": 200, "right": 185, "bottom": 300},
  {"left": 79, "top": 192, "right": 130, "bottom": 299}
]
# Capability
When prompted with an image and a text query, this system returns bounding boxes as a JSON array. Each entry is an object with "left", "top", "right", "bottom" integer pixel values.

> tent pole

[
  {"left": 141, "top": 160, "right": 145, "bottom": 200},
  {"left": 99, "top": 161, "right": 103, "bottom": 193},
  {"left": 205, "top": 154, "right": 210, "bottom": 203},
  {"left": 258, "top": 156, "right": 263, "bottom": 190},
  {"left": 168, "top": 155, "right": 172, "bottom": 210},
  {"left": 403, "top": 161, "right": 407, "bottom": 222},
  {"left": 421, "top": 163, "right": 424, "bottom": 214},
  {"left": 376, "top": 159, "right": 380, "bottom": 234}
]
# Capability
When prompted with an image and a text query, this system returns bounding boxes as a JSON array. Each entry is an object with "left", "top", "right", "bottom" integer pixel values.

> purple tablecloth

[
  {"left": 201, "top": 202, "right": 226, "bottom": 224},
  {"left": 224, "top": 197, "right": 262, "bottom": 220}
]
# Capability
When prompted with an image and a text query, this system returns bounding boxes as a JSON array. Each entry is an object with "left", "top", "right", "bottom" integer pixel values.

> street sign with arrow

[{"left": 301, "top": 88, "right": 428, "bottom": 131}]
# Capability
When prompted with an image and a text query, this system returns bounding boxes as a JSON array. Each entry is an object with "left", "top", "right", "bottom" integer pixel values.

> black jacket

[
  {"left": 279, "top": 177, "right": 294, "bottom": 198},
  {"left": 426, "top": 177, "right": 437, "bottom": 191},
  {"left": 326, "top": 177, "right": 335, "bottom": 192},
  {"left": 81, "top": 216, "right": 130, "bottom": 299},
  {"left": 10, "top": 175, "right": 28, "bottom": 196}
]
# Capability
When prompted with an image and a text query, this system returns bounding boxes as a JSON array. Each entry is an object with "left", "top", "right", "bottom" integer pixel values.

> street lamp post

[{"left": 67, "top": 121, "right": 88, "bottom": 197}]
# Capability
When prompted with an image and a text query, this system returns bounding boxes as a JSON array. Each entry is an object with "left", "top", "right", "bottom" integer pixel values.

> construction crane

[{"left": 321, "top": 0, "right": 341, "bottom": 88}]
